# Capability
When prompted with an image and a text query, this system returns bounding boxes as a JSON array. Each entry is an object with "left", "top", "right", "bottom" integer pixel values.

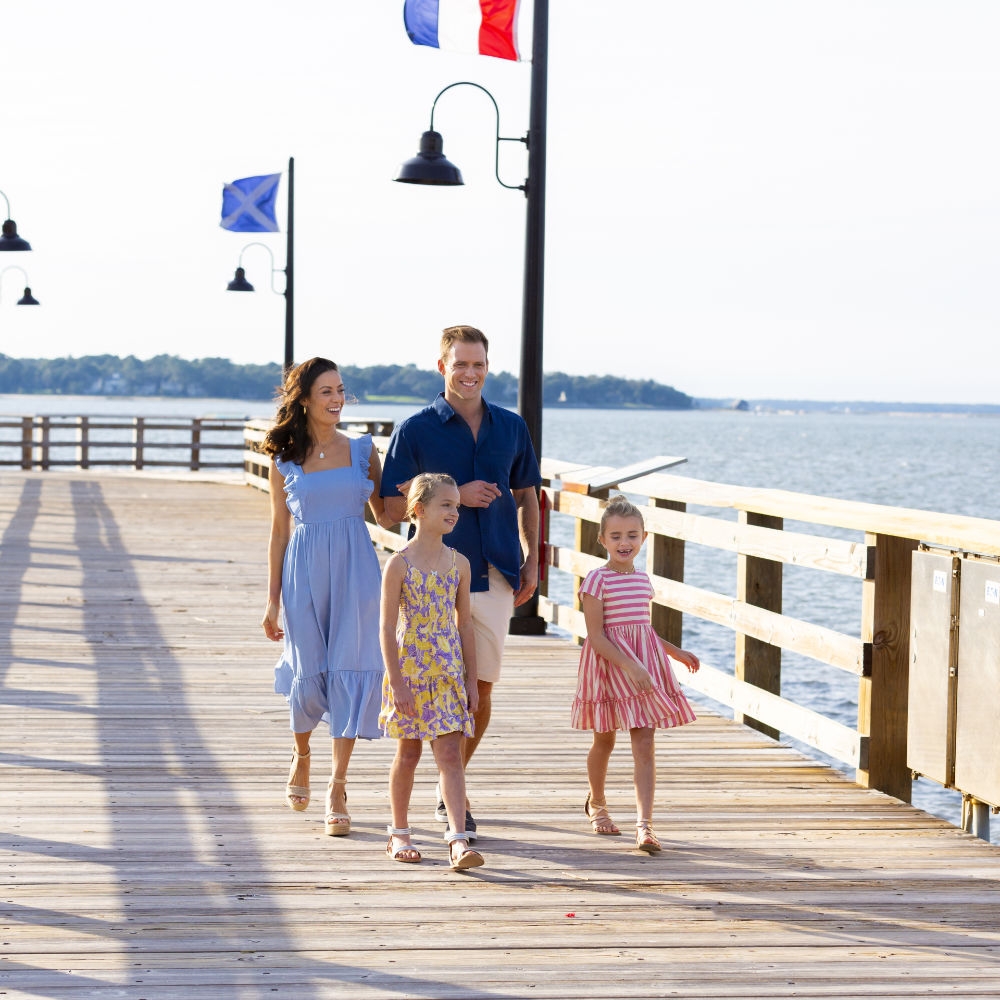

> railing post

[
  {"left": 76, "top": 416, "right": 90, "bottom": 470},
  {"left": 37, "top": 416, "right": 52, "bottom": 470},
  {"left": 574, "top": 486, "right": 608, "bottom": 613},
  {"left": 191, "top": 418, "right": 202, "bottom": 471},
  {"left": 735, "top": 511, "right": 783, "bottom": 739},
  {"left": 20, "top": 416, "right": 32, "bottom": 469},
  {"left": 650, "top": 497, "right": 686, "bottom": 648},
  {"left": 133, "top": 418, "right": 145, "bottom": 471},
  {"left": 537, "top": 484, "right": 551, "bottom": 602},
  {"left": 857, "top": 532, "right": 917, "bottom": 800}
]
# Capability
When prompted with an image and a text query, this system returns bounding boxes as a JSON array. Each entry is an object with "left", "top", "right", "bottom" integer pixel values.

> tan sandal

[
  {"left": 636, "top": 819, "right": 662, "bottom": 853},
  {"left": 325, "top": 777, "right": 351, "bottom": 836},
  {"left": 285, "top": 749, "right": 310, "bottom": 811},
  {"left": 584, "top": 792, "right": 621, "bottom": 835},
  {"left": 386, "top": 826, "right": 421, "bottom": 864},
  {"left": 447, "top": 831, "right": 484, "bottom": 871}
]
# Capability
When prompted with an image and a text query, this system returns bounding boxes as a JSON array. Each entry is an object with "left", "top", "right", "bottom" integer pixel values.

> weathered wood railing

[
  {"left": 0, "top": 415, "right": 249, "bottom": 471},
  {"left": 0, "top": 414, "right": 397, "bottom": 473},
  {"left": 535, "top": 459, "right": 1000, "bottom": 837}
]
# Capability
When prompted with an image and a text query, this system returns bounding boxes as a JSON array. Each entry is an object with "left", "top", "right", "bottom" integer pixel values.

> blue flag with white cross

[{"left": 220, "top": 173, "right": 281, "bottom": 232}]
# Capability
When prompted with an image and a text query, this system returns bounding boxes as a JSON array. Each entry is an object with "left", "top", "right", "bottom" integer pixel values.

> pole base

[{"left": 508, "top": 614, "right": 547, "bottom": 636}]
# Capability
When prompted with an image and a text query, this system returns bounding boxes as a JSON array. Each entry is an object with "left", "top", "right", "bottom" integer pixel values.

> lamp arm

[
  {"left": 428, "top": 81, "right": 527, "bottom": 193},
  {"left": 0, "top": 190, "right": 10, "bottom": 220},
  {"left": 0, "top": 264, "right": 30, "bottom": 304},
  {"left": 237, "top": 241, "right": 286, "bottom": 296}
]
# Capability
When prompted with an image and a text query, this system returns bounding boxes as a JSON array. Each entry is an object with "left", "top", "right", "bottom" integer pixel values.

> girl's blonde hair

[
  {"left": 599, "top": 494, "right": 644, "bottom": 534},
  {"left": 405, "top": 473, "right": 458, "bottom": 522}
]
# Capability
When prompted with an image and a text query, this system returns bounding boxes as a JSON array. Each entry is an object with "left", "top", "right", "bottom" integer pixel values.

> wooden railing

[
  {"left": 535, "top": 459, "right": 1000, "bottom": 837},
  {"left": 242, "top": 425, "right": 1000, "bottom": 835},
  {"left": 0, "top": 414, "right": 397, "bottom": 474},
  {"left": 0, "top": 415, "right": 249, "bottom": 471}
]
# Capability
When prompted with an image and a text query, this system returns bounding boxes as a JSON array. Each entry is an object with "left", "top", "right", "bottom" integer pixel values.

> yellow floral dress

[{"left": 379, "top": 549, "right": 475, "bottom": 741}]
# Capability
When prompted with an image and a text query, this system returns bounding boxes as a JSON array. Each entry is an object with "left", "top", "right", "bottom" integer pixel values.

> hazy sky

[{"left": 3, "top": 2, "right": 998, "bottom": 403}]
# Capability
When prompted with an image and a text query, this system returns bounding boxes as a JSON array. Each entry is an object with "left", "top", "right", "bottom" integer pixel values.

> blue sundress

[{"left": 273, "top": 435, "right": 383, "bottom": 739}]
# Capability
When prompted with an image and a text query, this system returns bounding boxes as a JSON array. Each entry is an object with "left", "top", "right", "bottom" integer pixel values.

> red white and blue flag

[{"left": 403, "top": 0, "right": 522, "bottom": 62}]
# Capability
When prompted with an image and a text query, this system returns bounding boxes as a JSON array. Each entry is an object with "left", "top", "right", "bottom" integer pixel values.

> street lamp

[
  {"left": 0, "top": 265, "right": 40, "bottom": 305},
  {"left": 226, "top": 241, "right": 290, "bottom": 366},
  {"left": 223, "top": 157, "right": 295, "bottom": 371},
  {"left": 394, "top": 0, "right": 549, "bottom": 635},
  {"left": 395, "top": 81, "right": 528, "bottom": 193},
  {"left": 0, "top": 190, "right": 32, "bottom": 251}
]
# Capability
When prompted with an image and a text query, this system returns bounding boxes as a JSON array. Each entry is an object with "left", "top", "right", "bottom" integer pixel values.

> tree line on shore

[{"left": 0, "top": 354, "right": 694, "bottom": 409}]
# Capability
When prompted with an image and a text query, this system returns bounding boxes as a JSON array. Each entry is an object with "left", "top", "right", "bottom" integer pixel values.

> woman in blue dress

[{"left": 261, "top": 358, "right": 395, "bottom": 836}]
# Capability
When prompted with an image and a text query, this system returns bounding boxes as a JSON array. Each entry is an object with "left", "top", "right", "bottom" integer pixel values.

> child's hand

[
  {"left": 676, "top": 649, "right": 700, "bottom": 674},
  {"left": 623, "top": 660, "right": 654, "bottom": 691},
  {"left": 390, "top": 678, "right": 416, "bottom": 716}
]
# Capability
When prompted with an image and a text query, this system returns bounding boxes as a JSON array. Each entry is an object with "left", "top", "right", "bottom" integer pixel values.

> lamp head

[
  {"left": 395, "top": 130, "right": 464, "bottom": 186},
  {"left": 17, "top": 287, "right": 39, "bottom": 305},
  {"left": 0, "top": 219, "right": 32, "bottom": 252},
  {"left": 227, "top": 266, "right": 254, "bottom": 292}
]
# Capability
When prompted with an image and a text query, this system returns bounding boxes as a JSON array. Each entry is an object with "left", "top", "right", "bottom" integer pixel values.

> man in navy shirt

[{"left": 381, "top": 325, "right": 541, "bottom": 837}]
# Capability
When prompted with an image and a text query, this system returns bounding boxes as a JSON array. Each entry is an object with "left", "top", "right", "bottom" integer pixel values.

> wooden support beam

[
  {"left": 651, "top": 497, "right": 685, "bottom": 648},
  {"left": 857, "top": 532, "right": 917, "bottom": 800},
  {"left": 735, "top": 512, "right": 783, "bottom": 739}
]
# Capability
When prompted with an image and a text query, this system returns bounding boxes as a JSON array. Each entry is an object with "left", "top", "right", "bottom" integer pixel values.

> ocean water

[{"left": 3, "top": 394, "right": 998, "bottom": 841}]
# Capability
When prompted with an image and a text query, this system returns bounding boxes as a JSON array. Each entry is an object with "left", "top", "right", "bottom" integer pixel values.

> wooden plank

[{"left": 559, "top": 454, "right": 687, "bottom": 493}]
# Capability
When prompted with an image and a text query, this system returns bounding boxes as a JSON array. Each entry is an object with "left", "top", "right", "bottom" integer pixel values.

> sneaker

[{"left": 433, "top": 782, "right": 448, "bottom": 823}]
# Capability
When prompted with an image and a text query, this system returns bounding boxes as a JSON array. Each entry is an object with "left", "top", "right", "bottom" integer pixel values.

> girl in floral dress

[
  {"left": 571, "top": 495, "right": 701, "bottom": 853},
  {"left": 378, "top": 474, "right": 484, "bottom": 871}
]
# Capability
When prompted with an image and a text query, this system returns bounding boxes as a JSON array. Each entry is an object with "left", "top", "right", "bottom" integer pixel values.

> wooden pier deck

[{"left": 2, "top": 472, "right": 1000, "bottom": 1000}]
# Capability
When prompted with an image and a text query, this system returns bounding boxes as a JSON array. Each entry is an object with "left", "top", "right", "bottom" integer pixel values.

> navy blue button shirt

[{"left": 381, "top": 393, "right": 541, "bottom": 592}]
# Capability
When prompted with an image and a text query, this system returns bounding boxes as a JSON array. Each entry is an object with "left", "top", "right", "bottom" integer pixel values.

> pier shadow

[{"left": 0, "top": 478, "right": 42, "bottom": 688}]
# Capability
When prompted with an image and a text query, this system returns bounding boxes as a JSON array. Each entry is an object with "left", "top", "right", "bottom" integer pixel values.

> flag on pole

[
  {"left": 220, "top": 173, "right": 281, "bottom": 232},
  {"left": 403, "top": 0, "right": 522, "bottom": 61}
]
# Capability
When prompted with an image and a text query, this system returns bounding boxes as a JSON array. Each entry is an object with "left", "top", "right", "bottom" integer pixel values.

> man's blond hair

[{"left": 440, "top": 325, "right": 489, "bottom": 362}]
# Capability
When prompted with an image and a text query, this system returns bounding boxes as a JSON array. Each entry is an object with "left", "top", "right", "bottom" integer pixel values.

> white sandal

[
  {"left": 446, "top": 830, "right": 484, "bottom": 871},
  {"left": 386, "top": 826, "right": 421, "bottom": 864}
]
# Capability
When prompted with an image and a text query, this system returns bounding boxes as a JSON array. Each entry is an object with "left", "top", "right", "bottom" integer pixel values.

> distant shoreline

[
  {"left": 696, "top": 398, "right": 1000, "bottom": 416},
  {"left": 1, "top": 391, "right": 999, "bottom": 416}
]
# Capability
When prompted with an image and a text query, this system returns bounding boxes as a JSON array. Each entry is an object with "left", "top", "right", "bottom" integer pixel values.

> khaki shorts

[{"left": 469, "top": 565, "right": 515, "bottom": 684}]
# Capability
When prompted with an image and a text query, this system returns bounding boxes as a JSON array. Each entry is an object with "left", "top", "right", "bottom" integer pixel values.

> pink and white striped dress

[{"left": 570, "top": 567, "right": 696, "bottom": 733}]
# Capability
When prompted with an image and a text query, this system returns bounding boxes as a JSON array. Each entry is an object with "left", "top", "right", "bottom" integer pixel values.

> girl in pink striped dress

[{"left": 571, "top": 495, "right": 700, "bottom": 853}]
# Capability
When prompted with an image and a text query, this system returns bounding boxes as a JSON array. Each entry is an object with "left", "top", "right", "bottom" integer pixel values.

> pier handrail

[{"left": 0, "top": 414, "right": 249, "bottom": 471}]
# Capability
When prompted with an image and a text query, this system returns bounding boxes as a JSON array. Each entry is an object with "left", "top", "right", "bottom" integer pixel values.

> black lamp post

[
  {"left": 224, "top": 157, "right": 294, "bottom": 371},
  {"left": 0, "top": 265, "right": 40, "bottom": 305},
  {"left": 0, "top": 190, "right": 32, "bottom": 251},
  {"left": 394, "top": 0, "right": 549, "bottom": 634}
]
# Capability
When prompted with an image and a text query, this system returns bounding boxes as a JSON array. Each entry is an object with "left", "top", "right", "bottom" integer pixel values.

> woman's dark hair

[{"left": 262, "top": 357, "right": 339, "bottom": 464}]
